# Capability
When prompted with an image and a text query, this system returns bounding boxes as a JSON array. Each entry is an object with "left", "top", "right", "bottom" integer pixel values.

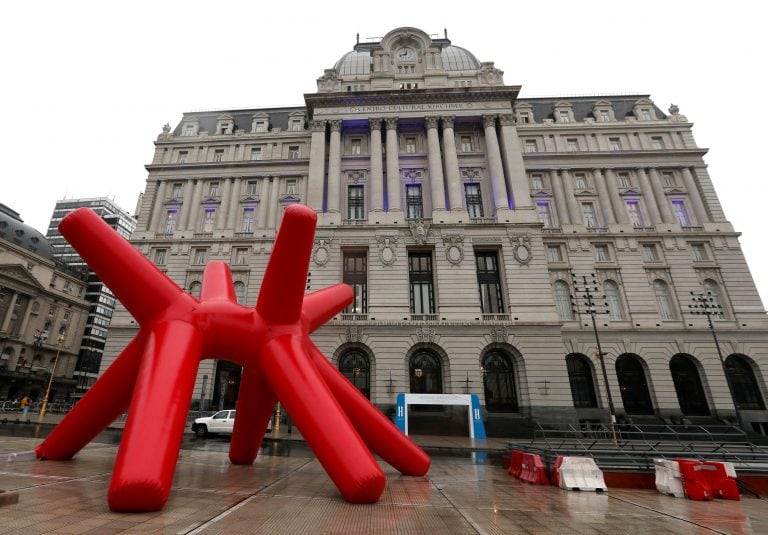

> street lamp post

[
  {"left": 688, "top": 291, "right": 743, "bottom": 430},
  {"left": 38, "top": 334, "right": 65, "bottom": 420},
  {"left": 572, "top": 272, "right": 618, "bottom": 445}
]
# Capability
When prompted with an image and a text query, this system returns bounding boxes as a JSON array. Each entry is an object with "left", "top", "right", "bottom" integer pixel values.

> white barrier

[
  {"left": 557, "top": 457, "right": 607, "bottom": 492},
  {"left": 653, "top": 459, "right": 684, "bottom": 498}
]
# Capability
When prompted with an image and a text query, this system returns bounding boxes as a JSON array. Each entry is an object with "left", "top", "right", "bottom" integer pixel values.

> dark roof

[
  {"left": 518, "top": 95, "right": 666, "bottom": 121},
  {"left": 0, "top": 203, "right": 54, "bottom": 259},
  {"left": 173, "top": 106, "right": 307, "bottom": 136}
]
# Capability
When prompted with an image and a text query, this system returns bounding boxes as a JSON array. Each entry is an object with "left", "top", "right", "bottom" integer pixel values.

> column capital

[
  {"left": 329, "top": 119, "right": 342, "bottom": 133},
  {"left": 310, "top": 120, "right": 326, "bottom": 132},
  {"left": 440, "top": 116, "right": 455, "bottom": 129},
  {"left": 482, "top": 114, "right": 498, "bottom": 128},
  {"left": 425, "top": 116, "right": 439, "bottom": 129},
  {"left": 369, "top": 118, "right": 382, "bottom": 130},
  {"left": 385, "top": 117, "right": 398, "bottom": 130},
  {"left": 498, "top": 114, "right": 515, "bottom": 126}
]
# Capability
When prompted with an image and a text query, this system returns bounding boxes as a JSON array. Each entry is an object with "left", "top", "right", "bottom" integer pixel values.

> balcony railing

[
  {"left": 542, "top": 227, "right": 562, "bottom": 234},
  {"left": 155, "top": 232, "right": 174, "bottom": 238},
  {"left": 234, "top": 231, "right": 253, "bottom": 237},
  {"left": 469, "top": 217, "right": 497, "bottom": 224},
  {"left": 342, "top": 218, "right": 369, "bottom": 225},
  {"left": 340, "top": 313, "right": 368, "bottom": 321},
  {"left": 482, "top": 313, "right": 510, "bottom": 321},
  {"left": 193, "top": 232, "right": 213, "bottom": 238},
  {"left": 681, "top": 225, "right": 704, "bottom": 232},
  {"left": 410, "top": 314, "right": 438, "bottom": 322},
  {"left": 633, "top": 226, "right": 656, "bottom": 232}
]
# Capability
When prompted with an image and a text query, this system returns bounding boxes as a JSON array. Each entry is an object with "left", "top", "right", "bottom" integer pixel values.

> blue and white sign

[{"left": 394, "top": 393, "right": 486, "bottom": 439}]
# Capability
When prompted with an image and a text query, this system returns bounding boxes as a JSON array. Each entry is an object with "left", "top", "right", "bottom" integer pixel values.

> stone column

[
  {"left": 636, "top": 168, "right": 661, "bottom": 224},
  {"left": 256, "top": 177, "right": 270, "bottom": 229},
  {"left": 648, "top": 168, "right": 674, "bottom": 223},
  {"left": 441, "top": 116, "right": 463, "bottom": 212},
  {"left": 498, "top": 114, "right": 533, "bottom": 209},
  {"left": 604, "top": 169, "right": 629, "bottom": 224},
  {"left": 483, "top": 115, "right": 509, "bottom": 211},
  {"left": 216, "top": 177, "right": 233, "bottom": 230},
  {"left": 550, "top": 170, "right": 570, "bottom": 225},
  {"left": 681, "top": 167, "right": 709, "bottom": 224},
  {"left": 369, "top": 118, "right": 384, "bottom": 214},
  {"left": 560, "top": 169, "right": 582, "bottom": 224},
  {"left": 267, "top": 176, "right": 280, "bottom": 229},
  {"left": 592, "top": 169, "right": 616, "bottom": 225},
  {"left": 226, "top": 178, "right": 240, "bottom": 229},
  {"left": 148, "top": 181, "right": 166, "bottom": 232},
  {"left": 179, "top": 179, "right": 194, "bottom": 231},
  {"left": 307, "top": 120, "right": 326, "bottom": 212},
  {"left": 186, "top": 179, "right": 204, "bottom": 231},
  {"left": 0, "top": 292, "right": 17, "bottom": 332},
  {"left": 385, "top": 118, "right": 401, "bottom": 213},
  {"left": 326, "top": 120, "right": 342, "bottom": 214},
  {"left": 426, "top": 116, "right": 447, "bottom": 215}
]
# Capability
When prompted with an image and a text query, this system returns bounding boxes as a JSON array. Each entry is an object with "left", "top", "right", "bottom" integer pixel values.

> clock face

[{"left": 397, "top": 47, "right": 415, "bottom": 61}]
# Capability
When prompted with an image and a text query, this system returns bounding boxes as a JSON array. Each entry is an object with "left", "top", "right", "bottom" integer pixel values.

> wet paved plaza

[{"left": 1, "top": 432, "right": 766, "bottom": 534}]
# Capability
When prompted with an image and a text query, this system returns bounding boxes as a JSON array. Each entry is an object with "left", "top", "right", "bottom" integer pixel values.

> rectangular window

[
  {"left": 350, "top": 138, "right": 362, "bottom": 155},
  {"left": 464, "top": 183, "right": 484, "bottom": 218},
  {"left": 641, "top": 109, "right": 652, "bottom": 120},
  {"left": 193, "top": 248, "right": 207, "bottom": 265},
  {"left": 171, "top": 183, "right": 183, "bottom": 199},
  {"left": 208, "top": 182, "right": 220, "bottom": 197},
  {"left": 524, "top": 140, "right": 538, "bottom": 153},
  {"left": 408, "top": 252, "right": 435, "bottom": 314},
  {"left": 661, "top": 171, "right": 675, "bottom": 187},
  {"left": 286, "top": 179, "right": 298, "bottom": 195},
  {"left": 600, "top": 110, "right": 610, "bottom": 122},
  {"left": 594, "top": 244, "right": 610, "bottom": 262},
  {"left": 163, "top": 209, "right": 178, "bottom": 234},
  {"left": 154, "top": 249, "right": 167, "bottom": 265},
  {"left": 405, "top": 137, "right": 416, "bottom": 153},
  {"left": 177, "top": 151, "right": 188, "bottom": 164},
  {"left": 530, "top": 173, "right": 544, "bottom": 190},
  {"left": 651, "top": 136, "right": 665, "bottom": 150},
  {"left": 518, "top": 112, "right": 530, "bottom": 124},
  {"left": 254, "top": 121, "right": 267, "bottom": 133},
  {"left": 626, "top": 200, "right": 645, "bottom": 227},
  {"left": 347, "top": 185, "right": 365, "bottom": 219},
  {"left": 460, "top": 135, "right": 473, "bottom": 152},
  {"left": 566, "top": 138, "right": 579, "bottom": 152},
  {"left": 183, "top": 124, "right": 195, "bottom": 136},
  {"left": 241, "top": 207, "right": 254, "bottom": 233},
  {"left": 246, "top": 181, "right": 258, "bottom": 196},
  {"left": 609, "top": 138, "right": 622, "bottom": 151},
  {"left": 691, "top": 243, "right": 708, "bottom": 261},
  {"left": 547, "top": 245, "right": 564, "bottom": 262},
  {"left": 642, "top": 244, "right": 659, "bottom": 262},
  {"left": 234, "top": 247, "right": 248, "bottom": 266},
  {"left": 290, "top": 119, "right": 303, "bottom": 131},
  {"left": 673, "top": 200, "right": 692, "bottom": 227},
  {"left": 536, "top": 201, "right": 554, "bottom": 228},
  {"left": 581, "top": 202, "right": 598, "bottom": 228},
  {"left": 574, "top": 173, "right": 588, "bottom": 189},
  {"left": 201, "top": 207, "right": 216, "bottom": 233},
  {"left": 288, "top": 145, "right": 300, "bottom": 159},
  {"left": 405, "top": 184, "right": 423, "bottom": 219},
  {"left": 213, "top": 149, "right": 224, "bottom": 162},
  {"left": 476, "top": 252, "right": 505, "bottom": 313},
  {"left": 558, "top": 110, "right": 570, "bottom": 123},
  {"left": 343, "top": 252, "right": 368, "bottom": 314},
  {"left": 250, "top": 147, "right": 263, "bottom": 161},
  {"left": 617, "top": 172, "right": 631, "bottom": 188}
]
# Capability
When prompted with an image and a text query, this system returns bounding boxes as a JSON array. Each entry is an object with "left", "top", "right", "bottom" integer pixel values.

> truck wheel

[{"left": 195, "top": 425, "right": 208, "bottom": 438}]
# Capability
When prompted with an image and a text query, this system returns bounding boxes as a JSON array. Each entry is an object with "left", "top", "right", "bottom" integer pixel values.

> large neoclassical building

[{"left": 103, "top": 27, "right": 768, "bottom": 435}]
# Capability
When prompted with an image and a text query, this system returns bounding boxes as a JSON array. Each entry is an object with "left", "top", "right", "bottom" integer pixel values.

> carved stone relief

[
  {"left": 376, "top": 235, "right": 398, "bottom": 266},
  {"left": 442, "top": 234, "right": 465, "bottom": 265},
  {"left": 312, "top": 237, "right": 332, "bottom": 266}
]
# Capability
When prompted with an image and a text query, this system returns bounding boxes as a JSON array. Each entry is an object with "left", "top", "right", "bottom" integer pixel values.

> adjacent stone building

[
  {"left": 0, "top": 204, "right": 89, "bottom": 405},
  {"left": 103, "top": 27, "right": 768, "bottom": 435}
]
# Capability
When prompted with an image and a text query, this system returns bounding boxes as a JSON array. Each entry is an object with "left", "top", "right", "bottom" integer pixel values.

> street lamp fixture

[{"left": 38, "top": 334, "right": 65, "bottom": 420}]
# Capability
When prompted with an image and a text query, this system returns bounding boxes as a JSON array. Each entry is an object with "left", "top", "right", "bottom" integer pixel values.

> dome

[
  {"left": 334, "top": 50, "right": 371, "bottom": 76},
  {"left": 0, "top": 203, "right": 54, "bottom": 259},
  {"left": 440, "top": 45, "right": 481, "bottom": 71}
]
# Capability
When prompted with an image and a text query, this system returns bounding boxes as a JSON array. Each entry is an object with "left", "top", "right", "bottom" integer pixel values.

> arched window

[
  {"left": 604, "top": 280, "right": 624, "bottom": 320},
  {"left": 189, "top": 281, "right": 202, "bottom": 298},
  {"left": 670, "top": 355, "right": 710, "bottom": 416},
  {"left": 566, "top": 354, "right": 597, "bottom": 408},
  {"left": 653, "top": 280, "right": 676, "bottom": 320},
  {"left": 725, "top": 355, "right": 765, "bottom": 410},
  {"left": 409, "top": 351, "right": 442, "bottom": 394},
  {"left": 616, "top": 354, "right": 654, "bottom": 415},
  {"left": 339, "top": 350, "right": 370, "bottom": 399},
  {"left": 233, "top": 281, "right": 246, "bottom": 305},
  {"left": 482, "top": 351, "right": 518, "bottom": 412},
  {"left": 554, "top": 280, "right": 573, "bottom": 320},
  {"left": 703, "top": 279, "right": 725, "bottom": 319}
]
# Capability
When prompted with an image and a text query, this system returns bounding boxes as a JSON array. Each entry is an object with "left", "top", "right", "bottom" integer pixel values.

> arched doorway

[
  {"left": 725, "top": 355, "right": 766, "bottom": 410},
  {"left": 482, "top": 350, "right": 518, "bottom": 412},
  {"left": 409, "top": 350, "right": 442, "bottom": 394},
  {"left": 338, "top": 349, "right": 370, "bottom": 399},
  {"left": 566, "top": 353, "right": 598, "bottom": 408},
  {"left": 670, "top": 355, "right": 710, "bottom": 416},
  {"left": 616, "top": 354, "right": 654, "bottom": 415}
]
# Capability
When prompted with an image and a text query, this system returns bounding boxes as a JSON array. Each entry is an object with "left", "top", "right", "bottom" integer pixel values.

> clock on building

[{"left": 396, "top": 47, "right": 415, "bottom": 61}]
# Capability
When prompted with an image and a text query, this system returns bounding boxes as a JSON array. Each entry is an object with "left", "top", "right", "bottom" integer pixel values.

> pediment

[
  {"left": 593, "top": 100, "right": 613, "bottom": 108},
  {"left": 620, "top": 189, "right": 641, "bottom": 196},
  {"left": 0, "top": 264, "right": 45, "bottom": 290}
]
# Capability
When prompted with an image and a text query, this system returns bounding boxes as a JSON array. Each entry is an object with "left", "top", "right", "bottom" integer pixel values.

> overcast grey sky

[{"left": 3, "top": 1, "right": 766, "bottom": 306}]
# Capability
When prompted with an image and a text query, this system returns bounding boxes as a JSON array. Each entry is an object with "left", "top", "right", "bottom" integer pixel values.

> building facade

[
  {"left": 103, "top": 27, "right": 768, "bottom": 434},
  {"left": 0, "top": 204, "right": 89, "bottom": 405},
  {"left": 45, "top": 198, "right": 137, "bottom": 397}
]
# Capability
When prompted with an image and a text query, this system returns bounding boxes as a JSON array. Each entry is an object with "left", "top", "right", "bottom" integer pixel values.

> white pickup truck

[{"left": 191, "top": 409, "right": 272, "bottom": 437}]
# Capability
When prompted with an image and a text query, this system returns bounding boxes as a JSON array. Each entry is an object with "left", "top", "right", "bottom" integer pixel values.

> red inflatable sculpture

[{"left": 35, "top": 204, "right": 430, "bottom": 512}]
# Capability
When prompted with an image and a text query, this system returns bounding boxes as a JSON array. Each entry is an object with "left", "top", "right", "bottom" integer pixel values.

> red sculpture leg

[
  {"left": 36, "top": 333, "right": 146, "bottom": 460},
  {"left": 260, "top": 334, "right": 385, "bottom": 503},
  {"left": 302, "top": 284, "right": 354, "bottom": 332},
  {"left": 229, "top": 365, "right": 277, "bottom": 465},
  {"left": 108, "top": 321, "right": 202, "bottom": 512},
  {"left": 308, "top": 343, "right": 431, "bottom": 476}
]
